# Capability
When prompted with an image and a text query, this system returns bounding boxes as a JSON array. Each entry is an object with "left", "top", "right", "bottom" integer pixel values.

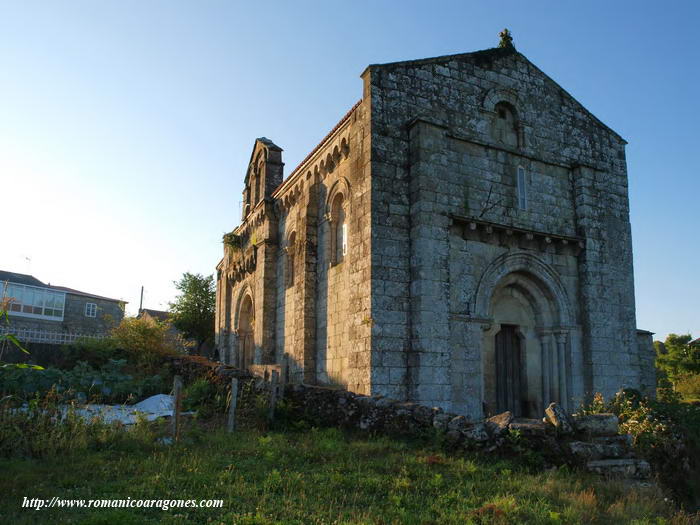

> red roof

[{"left": 48, "top": 285, "right": 126, "bottom": 304}]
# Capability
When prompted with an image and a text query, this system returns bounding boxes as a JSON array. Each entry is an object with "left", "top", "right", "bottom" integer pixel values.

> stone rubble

[{"left": 283, "top": 383, "right": 651, "bottom": 480}]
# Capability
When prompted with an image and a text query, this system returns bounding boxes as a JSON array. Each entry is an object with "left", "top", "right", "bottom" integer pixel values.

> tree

[
  {"left": 655, "top": 333, "right": 700, "bottom": 387},
  {"left": 169, "top": 273, "right": 215, "bottom": 355}
]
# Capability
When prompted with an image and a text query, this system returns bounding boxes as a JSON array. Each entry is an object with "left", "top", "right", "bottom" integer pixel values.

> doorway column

[{"left": 555, "top": 331, "right": 569, "bottom": 411}]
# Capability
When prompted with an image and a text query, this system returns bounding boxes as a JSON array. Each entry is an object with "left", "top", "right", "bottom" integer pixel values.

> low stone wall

[
  {"left": 282, "top": 383, "right": 651, "bottom": 479},
  {"left": 174, "top": 361, "right": 652, "bottom": 480}
]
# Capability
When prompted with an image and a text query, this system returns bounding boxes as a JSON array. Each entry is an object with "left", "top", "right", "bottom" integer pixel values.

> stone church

[{"left": 215, "top": 33, "right": 655, "bottom": 420}]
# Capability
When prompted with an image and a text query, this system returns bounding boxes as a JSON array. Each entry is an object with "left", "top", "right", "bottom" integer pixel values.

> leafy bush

[
  {"left": 676, "top": 374, "right": 700, "bottom": 402},
  {"left": 58, "top": 337, "right": 127, "bottom": 370},
  {"left": 0, "top": 359, "right": 168, "bottom": 404},
  {"left": 581, "top": 389, "right": 700, "bottom": 507},
  {"left": 183, "top": 377, "right": 227, "bottom": 419},
  {"left": 111, "top": 317, "right": 178, "bottom": 374}
]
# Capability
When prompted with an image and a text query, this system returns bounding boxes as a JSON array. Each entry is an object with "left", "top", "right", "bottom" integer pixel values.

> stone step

[
  {"left": 591, "top": 434, "right": 633, "bottom": 447},
  {"left": 586, "top": 459, "right": 651, "bottom": 479},
  {"left": 573, "top": 414, "right": 619, "bottom": 436},
  {"left": 509, "top": 418, "right": 547, "bottom": 436},
  {"left": 568, "top": 440, "right": 632, "bottom": 460}
]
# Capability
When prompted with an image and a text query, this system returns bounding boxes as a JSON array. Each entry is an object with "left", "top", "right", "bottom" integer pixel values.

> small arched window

[
  {"left": 493, "top": 101, "right": 519, "bottom": 148},
  {"left": 330, "top": 193, "right": 347, "bottom": 265},
  {"left": 253, "top": 174, "right": 261, "bottom": 204},
  {"left": 255, "top": 160, "right": 264, "bottom": 202},
  {"left": 286, "top": 231, "right": 296, "bottom": 288},
  {"left": 243, "top": 187, "right": 251, "bottom": 219}
]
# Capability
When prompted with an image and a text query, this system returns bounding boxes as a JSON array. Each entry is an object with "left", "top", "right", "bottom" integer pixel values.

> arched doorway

[
  {"left": 238, "top": 294, "right": 254, "bottom": 369},
  {"left": 475, "top": 254, "right": 575, "bottom": 418}
]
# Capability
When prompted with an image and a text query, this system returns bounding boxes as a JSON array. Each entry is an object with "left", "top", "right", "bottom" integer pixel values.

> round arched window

[{"left": 493, "top": 102, "right": 519, "bottom": 147}]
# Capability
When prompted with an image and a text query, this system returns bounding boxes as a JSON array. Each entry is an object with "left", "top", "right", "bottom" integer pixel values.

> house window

[
  {"left": 330, "top": 193, "right": 347, "bottom": 265},
  {"left": 3, "top": 283, "right": 65, "bottom": 320},
  {"left": 517, "top": 166, "right": 528, "bottom": 210},
  {"left": 85, "top": 302, "right": 97, "bottom": 318}
]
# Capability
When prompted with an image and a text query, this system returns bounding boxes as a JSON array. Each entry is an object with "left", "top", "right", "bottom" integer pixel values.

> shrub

[
  {"left": 183, "top": 377, "right": 227, "bottom": 419},
  {"left": 58, "top": 337, "right": 127, "bottom": 370},
  {"left": 581, "top": 389, "right": 700, "bottom": 507},
  {"left": 111, "top": 317, "right": 178, "bottom": 374},
  {"left": 675, "top": 374, "right": 700, "bottom": 402}
]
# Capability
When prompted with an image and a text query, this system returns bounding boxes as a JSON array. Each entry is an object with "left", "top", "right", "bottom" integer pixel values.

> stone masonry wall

[
  {"left": 219, "top": 101, "right": 374, "bottom": 393},
  {"left": 367, "top": 46, "right": 641, "bottom": 414}
]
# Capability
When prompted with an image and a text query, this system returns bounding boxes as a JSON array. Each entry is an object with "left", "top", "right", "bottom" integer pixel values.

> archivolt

[
  {"left": 483, "top": 87, "right": 522, "bottom": 114},
  {"left": 233, "top": 283, "right": 255, "bottom": 332},
  {"left": 324, "top": 176, "right": 351, "bottom": 216},
  {"left": 472, "top": 252, "right": 573, "bottom": 326}
]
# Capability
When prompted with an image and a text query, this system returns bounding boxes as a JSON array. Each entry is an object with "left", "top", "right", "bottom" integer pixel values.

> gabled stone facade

[{"left": 216, "top": 39, "right": 655, "bottom": 420}]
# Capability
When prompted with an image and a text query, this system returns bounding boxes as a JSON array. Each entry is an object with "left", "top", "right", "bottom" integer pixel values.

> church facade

[{"left": 215, "top": 37, "right": 655, "bottom": 420}]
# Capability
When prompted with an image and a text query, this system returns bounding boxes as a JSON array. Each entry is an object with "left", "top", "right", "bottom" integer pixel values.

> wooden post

[
  {"left": 268, "top": 370, "right": 279, "bottom": 424},
  {"left": 171, "top": 375, "right": 183, "bottom": 441},
  {"left": 227, "top": 377, "right": 239, "bottom": 433}
]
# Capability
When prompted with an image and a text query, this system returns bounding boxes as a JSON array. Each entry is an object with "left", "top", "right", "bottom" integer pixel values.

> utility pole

[{"left": 139, "top": 286, "right": 144, "bottom": 314}]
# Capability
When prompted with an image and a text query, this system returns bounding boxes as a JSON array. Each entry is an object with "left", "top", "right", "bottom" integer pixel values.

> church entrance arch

[
  {"left": 238, "top": 294, "right": 255, "bottom": 369},
  {"left": 473, "top": 253, "right": 574, "bottom": 417}
]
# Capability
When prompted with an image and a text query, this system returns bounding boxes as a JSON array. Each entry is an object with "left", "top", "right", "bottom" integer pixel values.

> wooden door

[
  {"left": 495, "top": 325, "right": 524, "bottom": 416},
  {"left": 240, "top": 332, "right": 254, "bottom": 369}
]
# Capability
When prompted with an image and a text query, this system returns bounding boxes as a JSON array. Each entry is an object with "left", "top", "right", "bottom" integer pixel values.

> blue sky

[{"left": 1, "top": 1, "right": 697, "bottom": 340}]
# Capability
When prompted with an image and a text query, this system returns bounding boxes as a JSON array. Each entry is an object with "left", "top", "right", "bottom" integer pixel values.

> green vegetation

[
  {"left": 0, "top": 359, "right": 168, "bottom": 404},
  {"left": 169, "top": 272, "right": 215, "bottom": 354},
  {"left": 655, "top": 334, "right": 700, "bottom": 403},
  {"left": 0, "top": 389, "right": 162, "bottom": 458},
  {"left": 111, "top": 316, "right": 178, "bottom": 374},
  {"left": 1, "top": 424, "right": 696, "bottom": 524},
  {"left": 0, "top": 285, "right": 43, "bottom": 371},
  {"left": 0, "top": 316, "right": 177, "bottom": 405},
  {"left": 223, "top": 231, "right": 244, "bottom": 251},
  {"left": 581, "top": 389, "right": 700, "bottom": 508},
  {"left": 677, "top": 374, "right": 700, "bottom": 404}
]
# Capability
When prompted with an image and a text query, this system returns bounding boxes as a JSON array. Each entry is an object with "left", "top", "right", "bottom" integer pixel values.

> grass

[{"left": 0, "top": 424, "right": 697, "bottom": 525}]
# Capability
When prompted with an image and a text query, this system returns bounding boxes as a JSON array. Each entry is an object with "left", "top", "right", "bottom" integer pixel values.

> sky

[{"left": 0, "top": 1, "right": 698, "bottom": 340}]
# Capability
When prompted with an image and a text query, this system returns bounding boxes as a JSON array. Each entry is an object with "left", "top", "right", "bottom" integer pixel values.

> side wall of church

[
  {"left": 366, "top": 48, "right": 645, "bottom": 416},
  {"left": 272, "top": 102, "right": 373, "bottom": 391},
  {"left": 217, "top": 101, "right": 375, "bottom": 394}
]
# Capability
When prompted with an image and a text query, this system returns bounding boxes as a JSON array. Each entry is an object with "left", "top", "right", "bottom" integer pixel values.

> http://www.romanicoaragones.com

[{"left": 22, "top": 496, "right": 224, "bottom": 511}]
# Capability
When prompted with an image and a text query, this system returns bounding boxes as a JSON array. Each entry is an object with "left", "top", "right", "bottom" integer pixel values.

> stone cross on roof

[{"left": 499, "top": 28, "right": 515, "bottom": 50}]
